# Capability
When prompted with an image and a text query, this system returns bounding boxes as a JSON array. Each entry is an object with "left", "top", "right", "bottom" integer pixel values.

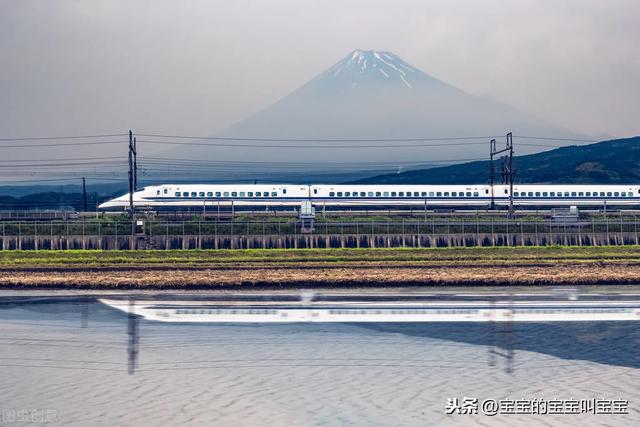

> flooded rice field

[{"left": 0, "top": 288, "right": 639, "bottom": 426}]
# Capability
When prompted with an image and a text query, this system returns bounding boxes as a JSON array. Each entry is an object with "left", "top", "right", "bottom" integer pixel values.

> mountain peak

[{"left": 324, "top": 49, "right": 421, "bottom": 89}]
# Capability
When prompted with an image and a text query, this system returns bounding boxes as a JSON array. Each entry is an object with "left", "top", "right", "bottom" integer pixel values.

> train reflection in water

[{"left": 105, "top": 292, "right": 640, "bottom": 375}]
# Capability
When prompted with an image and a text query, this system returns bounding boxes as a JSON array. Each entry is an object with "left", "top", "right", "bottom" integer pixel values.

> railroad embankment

[{"left": 1, "top": 247, "right": 640, "bottom": 288}]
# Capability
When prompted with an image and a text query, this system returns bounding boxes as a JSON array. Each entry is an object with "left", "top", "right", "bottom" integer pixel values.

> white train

[{"left": 98, "top": 183, "right": 640, "bottom": 210}]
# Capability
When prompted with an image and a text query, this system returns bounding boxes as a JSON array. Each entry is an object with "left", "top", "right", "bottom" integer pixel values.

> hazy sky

[{"left": 1, "top": 0, "right": 639, "bottom": 143}]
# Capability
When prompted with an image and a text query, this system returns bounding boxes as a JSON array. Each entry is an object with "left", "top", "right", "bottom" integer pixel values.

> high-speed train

[{"left": 98, "top": 183, "right": 640, "bottom": 210}]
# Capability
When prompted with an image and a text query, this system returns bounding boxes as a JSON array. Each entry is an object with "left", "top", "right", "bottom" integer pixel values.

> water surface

[{"left": 0, "top": 289, "right": 638, "bottom": 426}]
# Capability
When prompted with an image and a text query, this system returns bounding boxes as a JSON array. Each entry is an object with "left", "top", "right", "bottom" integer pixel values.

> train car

[{"left": 98, "top": 183, "right": 640, "bottom": 210}]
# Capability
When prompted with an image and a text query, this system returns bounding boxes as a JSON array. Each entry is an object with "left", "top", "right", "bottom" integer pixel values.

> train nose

[{"left": 98, "top": 193, "right": 130, "bottom": 209}]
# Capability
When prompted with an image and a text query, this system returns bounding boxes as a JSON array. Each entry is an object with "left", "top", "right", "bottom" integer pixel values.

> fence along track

[{"left": 0, "top": 217, "right": 638, "bottom": 249}]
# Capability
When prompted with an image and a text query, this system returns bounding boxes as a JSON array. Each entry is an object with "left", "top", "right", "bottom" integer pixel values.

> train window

[
  {"left": 199, "top": 192, "right": 205, "bottom": 197},
  {"left": 535, "top": 192, "right": 540, "bottom": 197},
  {"left": 600, "top": 192, "right": 605, "bottom": 196},
  {"left": 391, "top": 192, "right": 397, "bottom": 197},
  {"left": 504, "top": 189, "right": 508, "bottom": 194},
  {"left": 444, "top": 192, "right": 450, "bottom": 197},
  {"left": 607, "top": 192, "right": 612, "bottom": 197},
  {"left": 376, "top": 192, "right": 381, "bottom": 197},
  {"left": 614, "top": 192, "right": 619, "bottom": 197},
  {"left": 399, "top": 192, "right": 404, "bottom": 197},
  {"left": 207, "top": 192, "right": 213, "bottom": 197},
  {"left": 352, "top": 192, "right": 357, "bottom": 197},
  {"left": 473, "top": 192, "right": 479, "bottom": 197},
  {"left": 451, "top": 192, "right": 457, "bottom": 197},
  {"left": 383, "top": 192, "right": 389, "bottom": 197},
  {"left": 368, "top": 192, "right": 374, "bottom": 197},
  {"left": 528, "top": 192, "right": 533, "bottom": 197},
  {"left": 329, "top": 192, "right": 335, "bottom": 197},
  {"left": 549, "top": 192, "right": 555, "bottom": 196},
  {"left": 585, "top": 192, "right": 591, "bottom": 196},
  {"left": 429, "top": 192, "right": 434, "bottom": 197},
  {"left": 215, "top": 192, "right": 221, "bottom": 197},
  {"left": 620, "top": 192, "right": 626, "bottom": 197},
  {"left": 248, "top": 192, "right": 253, "bottom": 197},
  {"left": 629, "top": 193, "right": 634, "bottom": 197},
  {"left": 190, "top": 192, "right": 197, "bottom": 197},
  {"left": 157, "top": 190, "right": 161, "bottom": 196},
  {"left": 184, "top": 193, "right": 189, "bottom": 197},
  {"left": 564, "top": 192, "right": 570, "bottom": 197},
  {"left": 264, "top": 193, "right": 270, "bottom": 198},
  {"left": 422, "top": 192, "right": 427, "bottom": 197},
  {"left": 239, "top": 192, "right": 245, "bottom": 197},
  {"left": 223, "top": 192, "right": 229, "bottom": 197},
  {"left": 175, "top": 192, "right": 181, "bottom": 197},
  {"left": 271, "top": 192, "right": 277, "bottom": 197},
  {"left": 337, "top": 192, "right": 343, "bottom": 197},
  {"left": 344, "top": 192, "right": 350, "bottom": 197},
  {"left": 570, "top": 192, "right": 576, "bottom": 197},
  {"left": 413, "top": 192, "right": 419, "bottom": 197},
  {"left": 230, "top": 192, "right": 236, "bottom": 197},
  {"left": 282, "top": 189, "right": 287, "bottom": 194},
  {"left": 357, "top": 192, "right": 363, "bottom": 197},
  {"left": 466, "top": 192, "right": 472, "bottom": 197},
  {"left": 436, "top": 192, "right": 442, "bottom": 197},
  {"left": 578, "top": 192, "right": 584, "bottom": 197},
  {"left": 313, "top": 189, "right": 318, "bottom": 194},
  {"left": 542, "top": 192, "right": 548, "bottom": 197},
  {"left": 514, "top": 192, "right": 519, "bottom": 197},
  {"left": 163, "top": 189, "right": 168, "bottom": 194}
]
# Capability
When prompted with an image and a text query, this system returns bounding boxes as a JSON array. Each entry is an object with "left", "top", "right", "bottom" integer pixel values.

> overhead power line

[
  {"left": 138, "top": 133, "right": 599, "bottom": 143},
  {"left": 0, "top": 133, "right": 127, "bottom": 142},
  {"left": 0, "top": 140, "right": 125, "bottom": 149},
  {"left": 137, "top": 133, "right": 502, "bottom": 142},
  {"left": 136, "top": 139, "right": 559, "bottom": 149}
]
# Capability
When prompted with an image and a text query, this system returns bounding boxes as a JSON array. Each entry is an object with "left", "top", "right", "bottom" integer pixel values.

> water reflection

[
  {"left": 127, "top": 298, "right": 139, "bottom": 375},
  {"left": 1, "top": 292, "right": 639, "bottom": 425},
  {"left": 3, "top": 291, "right": 640, "bottom": 375}
]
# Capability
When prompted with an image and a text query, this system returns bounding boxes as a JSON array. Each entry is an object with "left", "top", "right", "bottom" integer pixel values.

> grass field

[
  {"left": 0, "top": 246, "right": 639, "bottom": 288},
  {"left": 1, "top": 246, "right": 640, "bottom": 266}
]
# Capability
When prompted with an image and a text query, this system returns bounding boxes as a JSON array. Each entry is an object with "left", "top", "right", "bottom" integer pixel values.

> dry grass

[
  {"left": 2, "top": 246, "right": 640, "bottom": 288},
  {"left": 0, "top": 263, "right": 638, "bottom": 288}
]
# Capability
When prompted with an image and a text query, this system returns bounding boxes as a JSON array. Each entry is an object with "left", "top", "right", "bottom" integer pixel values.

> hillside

[{"left": 352, "top": 136, "right": 640, "bottom": 184}]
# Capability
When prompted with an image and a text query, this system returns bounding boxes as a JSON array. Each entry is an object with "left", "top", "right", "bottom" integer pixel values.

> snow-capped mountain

[
  {"left": 163, "top": 49, "right": 586, "bottom": 178},
  {"left": 325, "top": 49, "right": 428, "bottom": 89}
]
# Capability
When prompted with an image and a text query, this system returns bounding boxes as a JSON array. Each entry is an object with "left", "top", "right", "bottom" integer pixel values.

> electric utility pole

[
  {"left": 489, "top": 139, "right": 496, "bottom": 210},
  {"left": 133, "top": 136, "right": 138, "bottom": 191},
  {"left": 128, "top": 130, "right": 136, "bottom": 245},
  {"left": 82, "top": 177, "right": 87, "bottom": 212},
  {"left": 490, "top": 133, "right": 515, "bottom": 216}
]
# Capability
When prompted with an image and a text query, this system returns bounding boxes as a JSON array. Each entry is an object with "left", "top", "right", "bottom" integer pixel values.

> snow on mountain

[{"left": 328, "top": 49, "right": 419, "bottom": 88}]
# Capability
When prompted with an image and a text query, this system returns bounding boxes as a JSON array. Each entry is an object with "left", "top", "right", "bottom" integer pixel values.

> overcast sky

[{"left": 1, "top": 0, "right": 639, "bottom": 142}]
